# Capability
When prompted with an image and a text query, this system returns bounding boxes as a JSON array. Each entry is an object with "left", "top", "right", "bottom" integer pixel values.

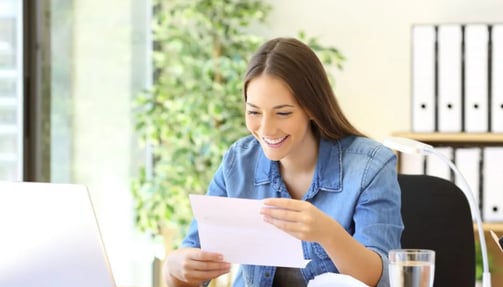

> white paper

[
  {"left": 307, "top": 273, "right": 369, "bottom": 287},
  {"left": 189, "top": 194, "right": 309, "bottom": 268},
  {"left": 490, "top": 230, "right": 503, "bottom": 253}
]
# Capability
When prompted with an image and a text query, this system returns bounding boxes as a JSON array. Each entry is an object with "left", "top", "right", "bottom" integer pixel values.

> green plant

[
  {"left": 475, "top": 240, "right": 494, "bottom": 282},
  {"left": 131, "top": 0, "right": 346, "bottom": 244}
]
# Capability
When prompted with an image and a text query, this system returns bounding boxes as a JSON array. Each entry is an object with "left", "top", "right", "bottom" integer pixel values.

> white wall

[{"left": 261, "top": 0, "right": 503, "bottom": 140}]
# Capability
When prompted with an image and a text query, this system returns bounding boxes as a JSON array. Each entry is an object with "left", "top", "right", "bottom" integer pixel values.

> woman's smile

[{"left": 263, "top": 136, "right": 289, "bottom": 147}]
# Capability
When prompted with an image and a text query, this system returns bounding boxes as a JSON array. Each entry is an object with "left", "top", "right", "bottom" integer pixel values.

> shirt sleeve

[{"left": 353, "top": 146, "right": 404, "bottom": 287}]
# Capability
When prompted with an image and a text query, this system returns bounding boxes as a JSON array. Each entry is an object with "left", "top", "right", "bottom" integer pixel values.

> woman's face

[{"left": 245, "top": 74, "right": 314, "bottom": 161}]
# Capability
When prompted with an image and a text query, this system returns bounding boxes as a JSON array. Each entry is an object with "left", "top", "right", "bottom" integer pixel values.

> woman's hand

[
  {"left": 260, "top": 198, "right": 334, "bottom": 243},
  {"left": 163, "top": 248, "right": 231, "bottom": 287}
]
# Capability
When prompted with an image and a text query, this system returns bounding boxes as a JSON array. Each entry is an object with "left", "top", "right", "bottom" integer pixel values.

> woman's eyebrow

[{"left": 246, "top": 102, "right": 295, "bottom": 109}]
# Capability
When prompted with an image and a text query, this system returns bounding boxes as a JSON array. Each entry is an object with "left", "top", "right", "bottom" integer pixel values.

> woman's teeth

[{"left": 263, "top": 136, "right": 287, "bottom": 145}]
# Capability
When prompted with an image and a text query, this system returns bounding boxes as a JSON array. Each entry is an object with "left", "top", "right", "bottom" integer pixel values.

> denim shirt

[{"left": 181, "top": 135, "right": 404, "bottom": 287}]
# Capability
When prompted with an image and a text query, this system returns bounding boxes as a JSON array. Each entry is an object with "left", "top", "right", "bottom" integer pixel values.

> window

[{"left": 3, "top": 0, "right": 153, "bottom": 285}]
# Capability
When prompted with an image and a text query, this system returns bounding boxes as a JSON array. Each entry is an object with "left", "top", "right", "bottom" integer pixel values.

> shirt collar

[
  {"left": 315, "top": 138, "right": 343, "bottom": 192},
  {"left": 254, "top": 138, "right": 343, "bottom": 193}
]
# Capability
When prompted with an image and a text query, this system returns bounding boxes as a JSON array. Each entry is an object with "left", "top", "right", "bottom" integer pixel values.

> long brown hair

[{"left": 243, "top": 37, "right": 364, "bottom": 140}]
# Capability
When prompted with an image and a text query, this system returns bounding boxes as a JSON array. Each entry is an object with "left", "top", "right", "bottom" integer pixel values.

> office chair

[{"left": 397, "top": 174, "right": 476, "bottom": 287}]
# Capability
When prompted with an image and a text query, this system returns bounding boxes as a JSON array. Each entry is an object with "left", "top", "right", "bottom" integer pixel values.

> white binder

[
  {"left": 437, "top": 25, "right": 463, "bottom": 132},
  {"left": 482, "top": 147, "right": 503, "bottom": 222},
  {"left": 492, "top": 24, "right": 503, "bottom": 132},
  {"left": 399, "top": 152, "right": 425, "bottom": 175},
  {"left": 411, "top": 25, "right": 436, "bottom": 132},
  {"left": 464, "top": 24, "right": 489, "bottom": 132},
  {"left": 426, "top": 146, "right": 453, "bottom": 181},
  {"left": 455, "top": 147, "right": 482, "bottom": 218}
]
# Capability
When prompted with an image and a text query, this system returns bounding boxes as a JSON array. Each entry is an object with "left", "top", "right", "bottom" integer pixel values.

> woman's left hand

[{"left": 260, "top": 198, "right": 334, "bottom": 242}]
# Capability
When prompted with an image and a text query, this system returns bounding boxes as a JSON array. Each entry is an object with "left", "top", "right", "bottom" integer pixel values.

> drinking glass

[{"left": 388, "top": 249, "right": 435, "bottom": 287}]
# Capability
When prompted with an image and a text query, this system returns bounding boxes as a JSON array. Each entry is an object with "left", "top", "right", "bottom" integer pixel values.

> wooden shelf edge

[
  {"left": 474, "top": 223, "right": 503, "bottom": 233},
  {"left": 392, "top": 132, "right": 503, "bottom": 145}
]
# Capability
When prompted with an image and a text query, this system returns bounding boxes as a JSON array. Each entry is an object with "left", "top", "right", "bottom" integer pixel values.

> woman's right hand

[{"left": 163, "top": 247, "right": 231, "bottom": 287}]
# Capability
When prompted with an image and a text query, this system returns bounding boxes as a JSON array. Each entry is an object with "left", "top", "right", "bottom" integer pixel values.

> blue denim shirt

[{"left": 181, "top": 135, "right": 404, "bottom": 287}]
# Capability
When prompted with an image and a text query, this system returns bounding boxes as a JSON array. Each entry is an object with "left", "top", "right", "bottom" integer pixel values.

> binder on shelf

[
  {"left": 437, "top": 24, "right": 463, "bottom": 132},
  {"left": 464, "top": 24, "right": 489, "bottom": 132},
  {"left": 455, "top": 147, "right": 482, "bottom": 218},
  {"left": 483, "top": 147, "right": 503, "bottom": 222},
  {"left": 492, "top": 24, "right": 503, "bottom": 132},
  {"left": 399, "top": 152, "right": 425, "bottom": 175},
  {"left": 425, "top": 146, "right": 453, "bottom": 181},
  {"left": 411, "top": 25, "right": 436, "bottom": 132}
]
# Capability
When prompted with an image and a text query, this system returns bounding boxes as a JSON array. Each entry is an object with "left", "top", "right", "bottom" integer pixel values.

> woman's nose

[{"left": 260, "top": 116, "right": 277, "bottom": 135}]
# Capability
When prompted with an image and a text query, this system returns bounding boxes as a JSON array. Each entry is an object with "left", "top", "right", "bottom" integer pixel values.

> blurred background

[{"left": 1, "top": 0, "right": 502, "bottom": 286}]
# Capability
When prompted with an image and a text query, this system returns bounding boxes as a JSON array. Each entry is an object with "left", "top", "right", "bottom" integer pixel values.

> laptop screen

[{"left": 0, "top": 181, "right": 117, "bottom": 287}]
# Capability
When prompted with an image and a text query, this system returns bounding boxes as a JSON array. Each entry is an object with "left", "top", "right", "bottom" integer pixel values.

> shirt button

[{"left": 265, "top": 272, "right": 270, "bottom": 277}]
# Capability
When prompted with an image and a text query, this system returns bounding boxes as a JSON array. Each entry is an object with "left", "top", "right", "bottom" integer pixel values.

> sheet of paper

[
  {"left": 307, "top": 273, "right": 369, "bottom": 287},
  {"left": 189, "top": 194, "right": 309, "bottom": 268},
  {"left": 490, "top": 230, "right": 503, "bottom": 253}
]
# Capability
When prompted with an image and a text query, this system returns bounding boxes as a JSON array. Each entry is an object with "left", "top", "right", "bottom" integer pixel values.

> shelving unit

[
  {"left": 392, "top": 132, "right": 503, "bottom": 229},
  {"left": 392, "top": 131, "right": 503, "bottom": 286},
  {"left": 392, "top": 132, "right": 503, "bottom": 146}
]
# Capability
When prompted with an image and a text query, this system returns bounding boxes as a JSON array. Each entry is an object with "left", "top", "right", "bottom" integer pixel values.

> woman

[{"left": 163, "top": 37, "right": 403, "bottom": 287}]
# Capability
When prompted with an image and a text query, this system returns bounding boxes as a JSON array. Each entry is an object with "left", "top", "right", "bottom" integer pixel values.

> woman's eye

[
  {"left": 247, "top": 111, "right": 260, "bottom": 116},
  {"left": 277, "top": 112, "right": 292, "bottom": 116}
]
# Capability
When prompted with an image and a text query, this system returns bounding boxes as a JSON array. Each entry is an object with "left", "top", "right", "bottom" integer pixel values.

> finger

[
  {"left": 262, "top": 206, "right": 299, "bottom": 222},
  {"left": 263, "top": 197, "right": 300, "bottom": 209},
  {"left": 180, "top": 265, "right": 231, "bottom": 283},
  {"left": 263, "top": 207, "right": 317, "bottom": 232},
  {"left": 190, "top": 250, "right": 226, "bottom": 262},
  {"left": 181, "top": 257, "right": 231, "bottom": 283},
  {"left": 263, "top": 215, "right": 299, "bottom": 229},
  {"left": 265, "top": 217, "right": 315, "bottom": 242},
  {"left": 191, "top": 260, "right": 231, "bottom": 272}
]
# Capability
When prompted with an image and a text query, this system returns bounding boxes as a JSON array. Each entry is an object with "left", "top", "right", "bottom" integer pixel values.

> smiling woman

[
  {"left": 162, "top": 37, "right": 403, "bottom": 287},
  {"left": 245, "top": 74, "right": 316, "bottom": 200}
]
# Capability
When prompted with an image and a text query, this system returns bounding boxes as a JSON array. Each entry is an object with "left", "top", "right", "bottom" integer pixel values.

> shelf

[
  {"left": 475, "top": 223, "right": 503, "bottom": 233},
  {"left": 392, "top": 132, "right": 503, "bottom": 146}
]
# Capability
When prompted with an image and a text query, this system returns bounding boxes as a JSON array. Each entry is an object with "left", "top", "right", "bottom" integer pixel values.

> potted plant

[{"left": 131, "top": 0, "right": 345, "bottom": 250}]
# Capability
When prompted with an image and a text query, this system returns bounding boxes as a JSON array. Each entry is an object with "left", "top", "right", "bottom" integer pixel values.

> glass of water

[{"left": 389, "top": 249, "right": 435, "bottom": 287}]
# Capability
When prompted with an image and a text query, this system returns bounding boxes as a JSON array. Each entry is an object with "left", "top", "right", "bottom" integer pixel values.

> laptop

[{"left": 0, "top": 181, "right": 117, "bottom": 287}]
